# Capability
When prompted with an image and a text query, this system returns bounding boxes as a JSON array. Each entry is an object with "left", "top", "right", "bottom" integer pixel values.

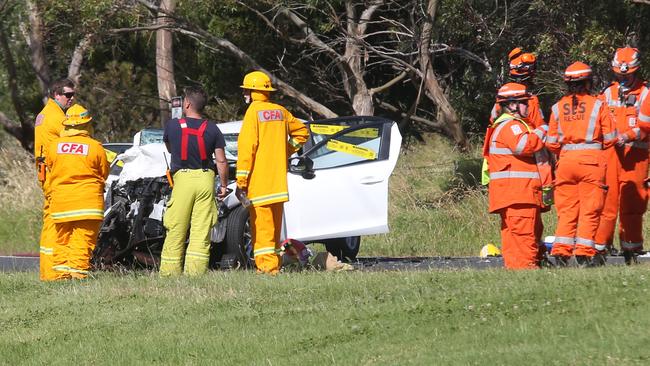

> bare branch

[
  {"left": 0, "top": 112, "right": 29, "bottom": 150},
  {"left": 109, "top": 24, "right": 175, "bottom": 33},
  {"left": 369, "top": 71, "right": 407, "bottom": 94},
  {"left": 68, "top": 34, "right": 93, "bottom": 83},
  {"left": 357, "top": 0, "right": 385, "bottom": 35},
  {"left": 431, "top": 43, "right": 492, "bottom": 71},
  {"left": 376, "top": 100, "right": 444, "bottom": 130},
  {"left": 131, "top": 0, "right": 338, "bottom": 118}
]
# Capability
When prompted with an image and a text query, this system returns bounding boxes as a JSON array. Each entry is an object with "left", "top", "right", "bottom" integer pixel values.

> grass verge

[{"left": 2, "top": 267, "right": 650, "bottom": 365}]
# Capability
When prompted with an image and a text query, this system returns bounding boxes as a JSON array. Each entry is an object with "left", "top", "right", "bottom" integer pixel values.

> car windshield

[
  {"left": 224, "top": 134, "right": 238, "bottom": 160},
  {"left": 140, "top": 129, "right": 164, "bottom": 145}
]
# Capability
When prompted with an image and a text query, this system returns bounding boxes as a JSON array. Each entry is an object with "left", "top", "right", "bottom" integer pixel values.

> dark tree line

[{"left": 1, "top": 0, "right": 650, "bottom": 152}]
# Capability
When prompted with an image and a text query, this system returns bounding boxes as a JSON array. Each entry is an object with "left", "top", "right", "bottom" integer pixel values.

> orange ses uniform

[
  {"left": 47, "top": 130, "right": 109, "bottom": 278},
  {"left": 487, "top": 113, "right": 548, "bottom": 269},
  {"left": 33, "top": 99, "right": 67, "bottom": 280},
  {"left": 236, "top": 93, "right": 309, "bottom": 273},
  {"left": 546, "top": 94, "right": 616, "bottom": 258},
  {"left": 595, "top": 81, "right": 650, "bottom": 253}
]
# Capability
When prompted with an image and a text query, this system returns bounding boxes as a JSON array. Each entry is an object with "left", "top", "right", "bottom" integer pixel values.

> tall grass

[
  {"left": 0, "top": 135, "right": 42, "bottom": 254},
  {"left": 2, "top": 268, "right": 650, "bottom": 365}
]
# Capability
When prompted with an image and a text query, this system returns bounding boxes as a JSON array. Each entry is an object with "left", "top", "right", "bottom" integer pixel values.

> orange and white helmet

[
  {"left": 496, "top": 82, "right": 531, "bottom": 103},
  {"left": 563, "top": 61, "right": 592, "bottom": 82},
  {"left": 611, "top": 47, "right": 640, "bottom": 75},
  {"left": 508, "top": 47, "right": 537, "bottom": 79}
]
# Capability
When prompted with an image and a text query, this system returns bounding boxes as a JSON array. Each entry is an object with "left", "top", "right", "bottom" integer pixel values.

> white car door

[{"left": 283, "top": 117, "right": 402, "bottom": 241}]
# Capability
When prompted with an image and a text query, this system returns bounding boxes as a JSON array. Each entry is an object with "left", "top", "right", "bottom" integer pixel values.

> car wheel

[
  {"left": 221, "top": 205, "right": 253, "bottom": 269},
  {"left": 322, "top": 236, "right": 361, "bottom": 262}
]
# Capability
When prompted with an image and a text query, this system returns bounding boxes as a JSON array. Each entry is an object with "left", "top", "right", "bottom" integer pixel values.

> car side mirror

[{"left": 289, "top": 156, "right": 315, "bottom": 180}]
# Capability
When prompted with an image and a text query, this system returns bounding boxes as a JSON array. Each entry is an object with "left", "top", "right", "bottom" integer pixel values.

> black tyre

[
  {"left": 221, "top": 205, "right": 253, "bottom": 269},
  {"left": 322, "top": 236, "right": 361, "bottom": 262}
]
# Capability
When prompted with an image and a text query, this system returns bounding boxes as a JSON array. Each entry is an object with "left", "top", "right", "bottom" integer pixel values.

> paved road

[{"left": 2, "top": 254, "right": 649, "bottom": 273}]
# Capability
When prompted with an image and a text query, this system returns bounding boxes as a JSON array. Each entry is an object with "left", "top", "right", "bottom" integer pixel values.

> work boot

[
  {"left": 575, "top": 255, "right": 591, "bottom": 268},
  {"left": 623, "top": 251, "right": 639, "bottom": 265},
  {"left": 591, "top": 252, "right": 606, "bottom": 267},
  {"left": 553, "top": 255, "right": 570, "bottom": 267}
]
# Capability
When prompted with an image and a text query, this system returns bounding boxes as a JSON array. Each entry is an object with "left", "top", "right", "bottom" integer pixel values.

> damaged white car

[{"left": 95, "top": 116, "right": 402, "bottom": 270}]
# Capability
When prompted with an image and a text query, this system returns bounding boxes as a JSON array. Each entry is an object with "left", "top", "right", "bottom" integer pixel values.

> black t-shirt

[{"left": 163, "top": 117, "right": 226, "bottom": 173}]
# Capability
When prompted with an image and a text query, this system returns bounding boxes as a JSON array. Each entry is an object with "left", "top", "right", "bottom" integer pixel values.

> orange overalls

[
  {"left": 546, "top": 94, "right": 616, "bottom": 258},
  {"left": 595, "top": 81, "right": 649, "bottom": 253},
  {"left": 47, "top": 129, "right": 109, "bottom": 279},
  {"left": 486, "top": 95, "right": 552, "bottom": 249},
  {"left": 236, "top": 91, "right": 309, "bottom": 273},
  {"left": 486, "top": 113, "right": 548, "bottom": 269},
  {"left": 33, "top": 99, "right": 67, "bottom": 281}
]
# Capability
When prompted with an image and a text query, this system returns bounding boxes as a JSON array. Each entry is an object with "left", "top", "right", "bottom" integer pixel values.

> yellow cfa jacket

[
  {"left": 47, "top": 129, "right": 109, "bottom": 223},
  {"left": 34, "top": 99, "right": 67, "bottom": 193},
  {"left": 236, "top": 94, "right": 309, "bottom": 207}
]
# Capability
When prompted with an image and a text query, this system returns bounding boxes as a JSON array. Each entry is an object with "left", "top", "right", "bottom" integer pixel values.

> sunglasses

[{"left": 63, "top": 92, "right": 75, "bottom": 98}]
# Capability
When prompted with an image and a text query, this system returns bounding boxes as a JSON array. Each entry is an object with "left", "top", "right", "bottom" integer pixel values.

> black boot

[{"left": 623, "top": 251, "right": 639, "bottom": 265}]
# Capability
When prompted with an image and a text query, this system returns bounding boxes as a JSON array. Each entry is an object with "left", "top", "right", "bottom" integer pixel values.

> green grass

[
  {"left": 0, "top": 137, "right": 43, "bottom": 255},
  {"left": 2, "top": 267, "right": 650, "bottom": 365},
  {"left": 0, "top": 207, "right": 41, "bottom": 254}
]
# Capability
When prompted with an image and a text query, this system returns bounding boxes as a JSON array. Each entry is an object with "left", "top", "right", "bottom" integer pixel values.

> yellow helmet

[
  {"left": 63, "top": 104, "right": 93, "bottom": 126},
  {"left": 240, "top": 71, "right": 276, "bottom": 92},
  {"left": 479, "top": 243, "right": 502, "bottom": 258}
]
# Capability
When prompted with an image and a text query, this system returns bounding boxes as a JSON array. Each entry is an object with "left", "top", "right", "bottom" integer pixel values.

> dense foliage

[{"left": 2, "top": 0, "right": 650, "bottom": 146}]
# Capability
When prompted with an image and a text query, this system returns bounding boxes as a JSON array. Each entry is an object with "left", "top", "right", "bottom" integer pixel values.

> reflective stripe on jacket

[
  {"left": 546, "top": 94, "right": 616, "bottom": 155},
  {"left": 600, "top": 81, "right": 649, "bottom": 147},
  {"left": 485, "top": 95, "right": 545, "bottom": 158},
  {"left": 47, "top": 130, "right": 109, "bottom": 223},
  {"left": 236, "top": 97, "right": 309, "bottom": 207},
  {"left": 487, "top": 113, "right": 546, "bottom": 212}
]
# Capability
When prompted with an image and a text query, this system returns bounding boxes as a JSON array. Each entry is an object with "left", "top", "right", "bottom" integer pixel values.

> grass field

[{"left": 2, "top": 267, "right": 650, "bottom": 365}]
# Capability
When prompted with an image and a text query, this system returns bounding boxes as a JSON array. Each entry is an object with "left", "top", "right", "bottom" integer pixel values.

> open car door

[{"left": 283, "top": 116, "right": 402, "bottom": 241}]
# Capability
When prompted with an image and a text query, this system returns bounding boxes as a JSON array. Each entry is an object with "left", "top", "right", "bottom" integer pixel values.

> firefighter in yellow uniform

[
  {"left": 47, "top": 104, "right": 109, "bottom": 279},
  {"left": 33, "top": 78, "right": 76, "bottom": 281},
  {"left": 236, "top": 71, "right": 309, "bottom": 274}
]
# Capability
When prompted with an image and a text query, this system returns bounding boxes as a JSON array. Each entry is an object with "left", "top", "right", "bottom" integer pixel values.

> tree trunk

[
  {"left": 156, "top": 0, "right": 177, "bottom": 127},
  {"left": 342, "top": 0, "right": 378, "bottom": 116},
  {"left": 0, "top": 23, "right": 33, "bottom": 150},
  {"left": 68, "top": 34, "right": 93, "bottom": 85},
  {"left": 419, "top": 0, "right": 468, "bottom": 150},
  {"left": 25, "top": 0, "right": 50, "bottom": 101}
]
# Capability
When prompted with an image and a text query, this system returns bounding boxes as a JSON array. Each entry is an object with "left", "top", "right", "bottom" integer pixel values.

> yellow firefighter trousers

[
  {"left": 39, "top": 198, "right": 58, "bottom": 281},
  {"left": 52, "top": 220, "right": 101, "bottom": 279},
  {"left": 160, "top": 169, "right": 217, "bottom": 276},
  {"left": 250, "top": 203, "right": 283, "bottom": 274}
]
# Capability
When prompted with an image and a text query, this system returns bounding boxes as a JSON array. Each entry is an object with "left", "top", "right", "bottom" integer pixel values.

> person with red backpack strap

[{"left": 160, "top": 86, "right": 229, "bottom": 276}]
